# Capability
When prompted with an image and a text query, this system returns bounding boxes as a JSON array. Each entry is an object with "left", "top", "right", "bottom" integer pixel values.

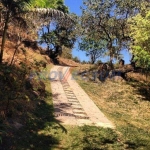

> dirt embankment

[{"left": 58, "top": 57, "right": 79, "bottom": 67}]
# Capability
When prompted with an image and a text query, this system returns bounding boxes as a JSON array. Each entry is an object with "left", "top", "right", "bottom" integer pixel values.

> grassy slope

[
  {"left": 74, "top": 68, "right": 150, "bottom": 149},
  {"left": 12, "top": 65, "right": 150, "bottom": 150},
  {"left": 6, "top": 64, "right": 121, "bottom": 150},
  {"left": 1, "top": 38, "right": 150, "bottom": 149}
]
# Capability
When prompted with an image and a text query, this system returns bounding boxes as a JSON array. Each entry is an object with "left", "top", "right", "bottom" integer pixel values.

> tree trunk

[
  {"left": 0, "top": 11, "right": 10, "bottom": 64},
  {"left": 91, "top": 60, "right": 95, "bottom": 64},
  {"left": 109, "top": 48, "right": 113, "bottom": 63},
  {"left": 0, "top": 9, "right": 2, "bottom": 23},
  {"left": 90, "top": 54, "right": 95, "bottom": 64}
]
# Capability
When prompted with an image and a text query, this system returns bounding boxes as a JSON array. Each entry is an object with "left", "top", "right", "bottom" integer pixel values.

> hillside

[
  {"left": 0, "top": 35, "right": 82, "bottom": 149},
  {"left": 0, "top": 38, "right": 150, "bottom": 149},
  {"left": 0, "top": 38, "right": 53, "bottom": 148}
]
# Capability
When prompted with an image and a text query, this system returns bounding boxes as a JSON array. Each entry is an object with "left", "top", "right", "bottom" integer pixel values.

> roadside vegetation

[
  {"left": 1, "top": 0, "right": 150, "bottom": 149},
  {"left": 72, "top": 65, "right": 150, "bottom": 150}
]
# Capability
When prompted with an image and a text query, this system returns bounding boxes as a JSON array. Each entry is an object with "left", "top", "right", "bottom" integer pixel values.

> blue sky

[
  {"left": 64, "top": 0, "right": 83, "bottom": 15},
  {"left": 64, "top": 0, "right": 88, "bottom": 62},
  {"left": 64, "top": 0, "right": 131, "bottom": 64}
]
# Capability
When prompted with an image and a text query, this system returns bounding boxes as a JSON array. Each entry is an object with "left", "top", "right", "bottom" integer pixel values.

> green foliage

[
  {"left": 128, "top": 10, "right": 150, "bottom": 69},
  {"left": 39, "top": 13, "right": 77, "bottom": 59},
  {"left": 29, "top": 0, "right": 68, "bottom": 12},
  {"left": 72, "top": 56, "right": 80, "bottom": 63},
  {"left": 96, "top": 60, "right": 102, "bottom": 65},
  {"left": 81, "top": 126, "right": 119, "bottom": 149},
  {"left": 29, "top": 0, "right": 58, "bottom": 9},
  {"left": 81, "top": 60, "right": 87, "bottom": 64},
  {"left": 79, "top": 38, "right": 107, "bottom": 63},
  {"left": 56, "top": 0, "right": 69, "bottom": 13},
  {"left": 0, "top": 0, "right": 31, "bottom": 63},
  {"left": 75, "top": 70, "right": 150, "bottom": 149},
  {"left": 79, "top": 0, "right": 150, "bottom": 62}
]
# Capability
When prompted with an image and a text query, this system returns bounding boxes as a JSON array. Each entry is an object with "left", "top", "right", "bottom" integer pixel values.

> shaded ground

[{"left": 0, "top": 63, "right": 66, "bottom": 150}]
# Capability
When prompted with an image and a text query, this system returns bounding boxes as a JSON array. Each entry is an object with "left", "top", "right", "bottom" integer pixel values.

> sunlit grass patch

[{"left": 74, "top": 70, "right": 150, "bottom": 149}]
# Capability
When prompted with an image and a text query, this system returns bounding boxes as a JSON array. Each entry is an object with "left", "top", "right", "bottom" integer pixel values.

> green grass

[
  {"left": 15, "top": 68, "right": 150, "bottom": 149},
  {"left": 74, "top": 72, "right": 150, "bottom": 150}
]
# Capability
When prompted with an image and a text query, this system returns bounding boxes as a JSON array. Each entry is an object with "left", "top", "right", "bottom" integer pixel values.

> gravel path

[{"left": 50, "top": 65, "right": 114, "bottom": 128}]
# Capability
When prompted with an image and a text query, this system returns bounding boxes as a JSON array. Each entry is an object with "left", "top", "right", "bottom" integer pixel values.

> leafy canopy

[
  {"left": 79, "top": 0, "right": 150, "bottom": 62},
  {"left": 29, "top": 0, "right": 68, "bottom": 12},
  {"left": 128, "top": 10, "right": 150, "bottom": 68},
  {"left": 79, "top": 38, "right": 107, "bottom": 63}
]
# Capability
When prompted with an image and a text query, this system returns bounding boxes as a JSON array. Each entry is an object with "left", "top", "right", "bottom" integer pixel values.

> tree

[
  {"left": 0, "top": 0, "right": 31, "bottom": 64},
  {"left": 73, "top": 56, "right": 80, "bottom": 63},
  {"left": 39, "top": 13, "right": 77, "bottom": 60},
  {"left": 0, "top": 0, "right": 73, "bottom": 64},
  {"left": 79, "top": 38, "right": 107, "bottom": 64},
  {"left": 128, "top": 10, "right": 150, "bottom": 70},
  {"left": 79, "top": 0, "right": 150, "bottom": 62}
]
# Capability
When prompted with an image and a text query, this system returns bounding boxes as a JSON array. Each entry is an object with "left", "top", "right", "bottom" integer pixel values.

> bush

[{"left": 72, "top": 56, "right": 80, "bottom": 63}]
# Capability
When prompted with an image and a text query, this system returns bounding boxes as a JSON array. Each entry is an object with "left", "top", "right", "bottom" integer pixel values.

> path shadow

[
  {"left": 54, "top": 103, "right": 72, "bottom": 112},
  {"left": 52, "top": 93, "right": 75, "bottom": 118}
]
